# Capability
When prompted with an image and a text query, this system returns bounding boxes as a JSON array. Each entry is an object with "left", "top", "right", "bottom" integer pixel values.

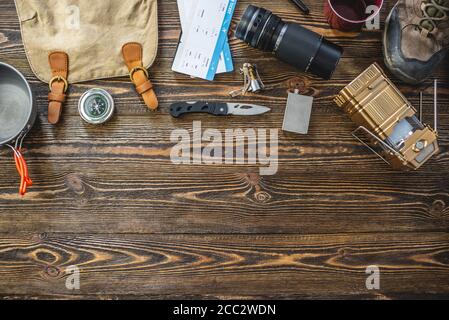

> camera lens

[
  {"left": 235, "top": 5, "right": 343, "bottom": 79},
  {"left": 235, "top": 6, "right": 283, "bottom": 52}
]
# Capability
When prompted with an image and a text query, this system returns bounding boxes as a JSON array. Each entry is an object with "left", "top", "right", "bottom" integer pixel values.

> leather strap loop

[
  {"left": 130, "top": 66, "right": 149, "bottom": 82},
  {"left": 122, "top": 42, "right": 158, "bottom": 111},
  {"left": 136, "top": 80, "right": 153, "bottom": 95},
  {"left": 48, "top": 92, "right": 66, "bottom": 103},
  {"left": 48, "top": 51, "right": 69, "bottom": 124}
]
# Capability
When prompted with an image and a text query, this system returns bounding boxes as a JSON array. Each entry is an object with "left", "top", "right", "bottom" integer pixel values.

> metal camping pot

[{"left": 0, "top": 62, "right": 36, "bottom": 196}]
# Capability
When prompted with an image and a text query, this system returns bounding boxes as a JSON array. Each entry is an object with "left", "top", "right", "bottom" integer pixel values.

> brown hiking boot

[{"left": 383, "top": 0, "right": 449, "bottom": 84}]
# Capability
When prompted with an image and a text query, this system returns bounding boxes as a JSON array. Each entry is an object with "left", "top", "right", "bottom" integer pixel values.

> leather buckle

[
  {"left": 129, "top": 66, "right": 149, "bottom": 83},
  {"left": 49, "top": 75, "right": 68, "bottom": 93}
]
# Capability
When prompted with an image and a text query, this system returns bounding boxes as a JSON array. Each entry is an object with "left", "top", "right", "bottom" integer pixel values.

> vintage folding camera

[{"left": 334, "top": 63, "right": 439, "bottom": 170}]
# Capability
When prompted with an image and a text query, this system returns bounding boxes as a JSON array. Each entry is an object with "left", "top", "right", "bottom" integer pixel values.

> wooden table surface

[{"left": 0, "top": 0, "right": 448, "bottom": 299}]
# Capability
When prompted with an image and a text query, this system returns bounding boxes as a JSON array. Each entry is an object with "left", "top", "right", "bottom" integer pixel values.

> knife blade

[{"left": 170, "top": 101, "right": 271, "bottom": 118}]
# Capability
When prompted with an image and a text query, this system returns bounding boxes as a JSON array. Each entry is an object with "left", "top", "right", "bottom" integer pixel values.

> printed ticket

[
  {"left": 177, "top": 0, "right": 233, "bottom": 74},
  {"left": 173, "top": 0, "right": 237, "bottom": 80}
]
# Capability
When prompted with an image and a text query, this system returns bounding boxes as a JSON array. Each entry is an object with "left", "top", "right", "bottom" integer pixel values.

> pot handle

[{"left": 11, "top": 148, "right": 32, "bottom": 196}]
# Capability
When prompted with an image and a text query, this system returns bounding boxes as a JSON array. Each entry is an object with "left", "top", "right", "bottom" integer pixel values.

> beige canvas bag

[{"left": 15, "top": 0, "right": 159, "bottom": 124}]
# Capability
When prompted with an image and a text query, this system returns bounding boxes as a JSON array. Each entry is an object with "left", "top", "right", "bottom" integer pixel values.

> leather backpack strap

[
  {"left": 122, "top": 42, "right": 158, "bottom": 111},
  {"left": 48, "top": 51, "right": 69, "bottom": 124}
]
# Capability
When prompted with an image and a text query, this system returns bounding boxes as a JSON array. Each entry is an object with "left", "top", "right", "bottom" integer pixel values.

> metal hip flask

[{"left": 283, "top": 90, "right": 314, "bottom": 135}]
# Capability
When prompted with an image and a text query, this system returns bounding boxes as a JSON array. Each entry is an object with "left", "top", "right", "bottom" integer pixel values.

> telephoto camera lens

[{"left": 235, "top": 5, "right": 343, "bottom": 80}]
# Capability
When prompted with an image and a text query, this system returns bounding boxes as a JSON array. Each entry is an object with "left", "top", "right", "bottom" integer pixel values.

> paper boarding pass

[
  {"left": 172, "top": 0, "right": 237, "bottom": 80},
  {"left": 177, "top": 0, "right": 233, "bottom": 74}
]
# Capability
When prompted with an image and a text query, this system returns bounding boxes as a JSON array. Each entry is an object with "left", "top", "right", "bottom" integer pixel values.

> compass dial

[
  {"left": 78, "top": 89, "right": 114, "bottom": 124},
  {"left": 85, "top": 95, "right": 108, "bottom": 118}
]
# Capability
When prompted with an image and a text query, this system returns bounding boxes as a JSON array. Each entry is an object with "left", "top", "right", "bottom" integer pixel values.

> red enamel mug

[{"left": 324, "top": 0, "right": 384, "bottom": 31}]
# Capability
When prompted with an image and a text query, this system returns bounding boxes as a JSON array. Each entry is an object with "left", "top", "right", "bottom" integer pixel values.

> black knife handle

[{"left": 170, "top": 102, "right": 228, "bottom": 118}]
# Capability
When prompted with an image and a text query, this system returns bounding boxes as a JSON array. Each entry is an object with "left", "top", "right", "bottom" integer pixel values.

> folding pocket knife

[{"left": 169, "top": 101, "right": 271, "bottom": 118}]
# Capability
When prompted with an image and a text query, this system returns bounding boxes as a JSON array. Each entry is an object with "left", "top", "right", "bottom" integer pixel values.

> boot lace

[{"left": 419, "top": 0, "right": 449, "bottom": 32}]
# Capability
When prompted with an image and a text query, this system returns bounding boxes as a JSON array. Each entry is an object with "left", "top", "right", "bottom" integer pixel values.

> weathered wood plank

[
  {"left": 0, "top": 232, "right": 448, "bottom": 299},
  {"left": 0, "top": 162, "right": 448, "bottom": 234}
]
